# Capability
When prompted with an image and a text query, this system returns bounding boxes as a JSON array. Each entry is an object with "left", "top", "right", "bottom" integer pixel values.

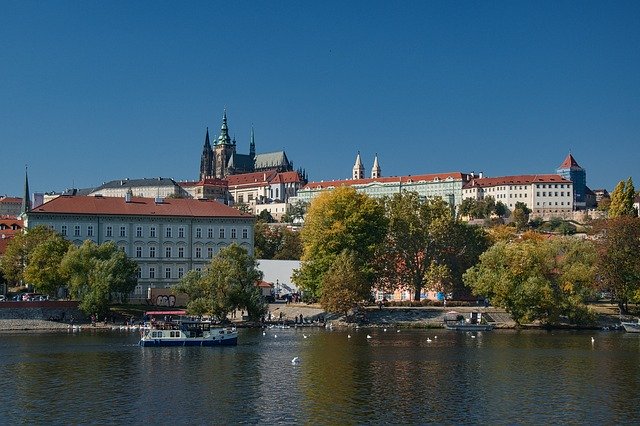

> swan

[
  {"left": 366, "top": 335, "right": 372, "bottom": 339},
  {"left": 291, "top": 357, "right": 300, "bottom": 365}
]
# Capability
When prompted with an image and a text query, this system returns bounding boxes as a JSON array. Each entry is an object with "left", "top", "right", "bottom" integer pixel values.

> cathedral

[{"left": 200, "top": 111, "right": 302, "bottom": 180}]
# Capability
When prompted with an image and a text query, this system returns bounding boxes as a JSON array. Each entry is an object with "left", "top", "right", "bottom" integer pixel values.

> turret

[
  {"left": 371, "top": 153, "right": 381, "bottom": 179},
  {"left": 353, "top": 152, "right": 365, "bottom": 180}
]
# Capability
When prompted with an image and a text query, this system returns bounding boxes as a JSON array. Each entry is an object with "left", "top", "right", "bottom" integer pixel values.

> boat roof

[{"left": 144, "top": 310, "right": 187, "bottom": 316}]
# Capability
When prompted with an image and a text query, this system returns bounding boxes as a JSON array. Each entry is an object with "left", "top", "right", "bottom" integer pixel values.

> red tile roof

[
  {"left": 273, "top": 171, "right": 303, "bottom": 184},
  {"left": 303, "top": 172, "right": 470, "bottom": 190},
  {"left": 0, "top": 197, "right": 22, "bottom": 204},
  {"left": 558, "top": 153, "right": 582, "bottom": 169},
  {"left": 227, "top": 170, "right": 278, "bottom": 186},
  {"left": 179, "top": 178, "right": 228, "bottom": 188},
  {"left": 463, "top": 174, "right": 572, "bottom": 189},
  {"left": 28, "top": 196, "right": 253, "bottom": 219},
  {"left": 0, "top": 218, "right": 23, "bottom": 255}
]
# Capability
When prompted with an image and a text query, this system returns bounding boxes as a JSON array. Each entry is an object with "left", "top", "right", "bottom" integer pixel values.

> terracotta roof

[
  {"left": 28, "top": 196, "right": 253, "bottom": 219},
  {"left": 558, "top": 154, "right": 582, "bottom": 170},
  {"left": 0, "top": 219, "right": 22, "bottom": 255},
  {"left": 227, "top": 170, "right": 278, "bottom": 186},
  {"left": 0, "top": 197, "right": 22, "bottom": 204},
  {"left": 179, "top": 178, "right": 228, "bottom": 188},
  {"left": 303, "top": 172, "right": 470, "bottom": 190},
  {"left": 273, "top": 171, "right": 303, "bottom": 184},
  {"left": 463, "top": 174, "right": 572, "bottom": 189},
  {"left": 256, "top": 280, "right": 273, "bottom": 288}
]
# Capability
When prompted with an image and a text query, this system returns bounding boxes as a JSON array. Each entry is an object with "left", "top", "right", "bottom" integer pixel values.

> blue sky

[{"left": 1, "top": 1, "right": 638, "bottom": 196}]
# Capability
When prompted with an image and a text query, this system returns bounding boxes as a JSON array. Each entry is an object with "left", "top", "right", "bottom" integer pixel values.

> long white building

[
  {"left": 462, "top": 174, "right": 574, "bottom": 215},
  {"left": 25, "top": 195, "right": 255, "bottom": 297}
]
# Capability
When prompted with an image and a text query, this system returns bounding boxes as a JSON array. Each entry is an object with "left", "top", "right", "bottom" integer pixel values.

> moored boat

[
  {"left": 139, "top": 310, "right": 238, "bottom": 347},
  {"left": 621, "top": 318, "right": 640, "bottom": 333},
  {"left": 443, "top": 311, "right": 494, "bottom": 331}
]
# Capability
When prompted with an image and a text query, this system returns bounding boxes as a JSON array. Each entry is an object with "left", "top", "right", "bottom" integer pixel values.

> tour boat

[
  {"left": 139, "top": 310, "right": 238, "bottom": 347},
  {"left": 621, "top": 318, "right": 640, "bottom": 333},
  {"left": 443, "top": 311, "right": 494, "bottom": 331}
]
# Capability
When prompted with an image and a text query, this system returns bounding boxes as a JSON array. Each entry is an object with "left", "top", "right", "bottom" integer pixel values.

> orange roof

[
  {"left": 227, "top": 170, "right": 278, "bottom": 186},
  {"left": 256, "top": 280, "right": 273, "bottom": 288},
  {"left": 463, "top": 174, "right": 571, "bottom": 189},
  {"left": 274, "top": 171, "right": 303, "bottom": 184},
  {"left": 558, "top": 154, "right": 582, "bottom": 169},
  {"left": 303, "top": 172, "right": 469, "bottom": 190},
  {"left": 0, "top": 197, "right": 22, "bottom": 204},
  {"left": 28, "top": 196, "right": 253, "bottom": 219}
]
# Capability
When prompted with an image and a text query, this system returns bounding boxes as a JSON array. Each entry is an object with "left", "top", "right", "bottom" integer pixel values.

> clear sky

[{"left": 1, "top": 1, "right": 638, "bottom": 197}]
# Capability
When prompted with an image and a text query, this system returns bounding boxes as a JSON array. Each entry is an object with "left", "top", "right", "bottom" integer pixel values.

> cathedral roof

[
  {"left": 558, "top": 153, "right": 583, "bottom": 170},
  {"left": 227, "top": 170, "right": 279, "bottom": 187},
  {"left": 231, "top": 153, "right": 255, "bottom": 172},
  {"left": 304, "top": 172, "right": 470, "bottom": 190},
  {"left": 255, "top": 151, "right": 290, "bottom": 170}
]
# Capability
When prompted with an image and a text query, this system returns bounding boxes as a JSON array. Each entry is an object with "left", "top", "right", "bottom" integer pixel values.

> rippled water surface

[{"left": 1, "top": 328, "right": 639, "bottom": 424}]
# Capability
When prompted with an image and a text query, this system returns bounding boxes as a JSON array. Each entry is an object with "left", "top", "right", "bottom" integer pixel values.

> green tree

[
  {"left": 273, "top": 228, "right": 302, "bottom": 260},
  {"left": 512, "top": 202, "right": 531, "bottom": 231},
  {"left": 254, "top": 224, "right": 302, "bottom": 260},
  {"left": 594, "top": 216, "right": 640, "bottom": 313},
  {"left": 176, "top": 244, "right": 265, "bottom": 321},
  {"left": 257, "top": 209, "right": 275, "bottom": 223},
  {"left": 289, "top": 200, "right": 308, "bottom": 223},
  {"left": 464, "top": 238, "right": 597, "bottom": 325},
  {"left": 0, "top": 225, "right": 61, "bottom": 286},
  {"left": 60, "top": 241, "right": 138, "bottom": 315},
  {"left": 376, "top": 192, "right": 484, "bottom": 300},
  {"left": 609, "top": 178, "right": 636, "bottom": 218},
  {"left": 23, "top": 234, "right": 70, "bottom": 296},
  {"left": 293, "top": 187, "right": 387, "bottom": 300},
  {"left": 319, "top": 250, "right": 370, "bottom": 319}
]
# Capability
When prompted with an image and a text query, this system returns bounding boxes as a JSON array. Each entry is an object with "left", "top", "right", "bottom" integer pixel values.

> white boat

[
  {"left": 443, "top": 311, "right": 494, "bottom": 331},
  {"left": 621, "top": 318, "right": 640, "bottom": 333},
  {"left": 139, "top": 310, "right": 238, "bottom": 347}
]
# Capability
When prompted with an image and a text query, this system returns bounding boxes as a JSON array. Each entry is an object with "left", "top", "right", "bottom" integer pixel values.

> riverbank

[{"left": 0, "top": 302, "right": 627, "bottom": 332}]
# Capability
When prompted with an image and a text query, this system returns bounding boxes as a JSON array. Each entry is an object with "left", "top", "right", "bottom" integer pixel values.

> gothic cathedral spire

[
  {"left": 200, "top": 127, "right": 214, "bottom": 179},
  {"left": 250, "top": 125, "right": 256, "bottom": 158},
  {"left": 21, "top": 166, "right": 31, "bottom": 215}
]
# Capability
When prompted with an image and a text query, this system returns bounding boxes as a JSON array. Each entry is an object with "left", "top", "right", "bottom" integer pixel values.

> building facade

[
  {"left": 556, "top": 153, "right": 587, "bottom": 209},
  {"left": 0, "top": 196, "right": 22, "bottom": 218},
  {"left": 25, "top": 195, "right": 255, "bottom": 296},
  {"left": 89, "top": 177, "right": 191, "bottom": 199},
  {"left": 462, "top": 174, "right": 574, "bottom": 215}
]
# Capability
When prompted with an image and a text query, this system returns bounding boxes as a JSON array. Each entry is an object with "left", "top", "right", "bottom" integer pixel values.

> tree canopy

[
  {"left": 60, "top": 240, "right": 139, "bottom": 316},
  {"left": 464, "top": 238, "right": 597, "bottom": 325},
  {"left": 594, "top": 216, "right": 640, "bottom": 313},
  {"left": 254, "top": 223, "right": 302, "bottom": 260},
  {"left": 23, "top": 233, "right": 71, "bottom": 296},
  {"left": 175, "top": 243, "right": 266, "bottom": 321},
  {"left": 319, "top": 250, "right": 370, "bottom": 318},
  {"left": 608, "top": 177, "right": 636, "bottom": 218},
  {"left": 293, "top": 187, "right": 387, "bottom": 300}
]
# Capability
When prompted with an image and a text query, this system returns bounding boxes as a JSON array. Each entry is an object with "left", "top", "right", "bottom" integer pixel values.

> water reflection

[{"left": 0, "top": 329, "right": 639, "bottom": 424}]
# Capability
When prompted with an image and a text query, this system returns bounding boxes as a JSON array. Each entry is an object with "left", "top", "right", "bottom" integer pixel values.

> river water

[{"left": 1, "top": 327, "right": 639, "bottom": 425}]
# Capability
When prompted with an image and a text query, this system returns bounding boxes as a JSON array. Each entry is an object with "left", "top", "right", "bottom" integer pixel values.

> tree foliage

[
  {"left": 376, "top": 192, "right": 489, "bottom": 300},
  {"left": 609, "top": 177, "right": 636, "bottom": 218},
  {"left": 175, "top": 244, "right": 266, "bottom": 321},
  {"left": 464, "top": 238, "right": 597, "bottom": 325},
  {"left": 458, "top": 196, "right": 506, "bottom": 220},
  {"left": 0, "top": 225, "right": 61, "bottom": 285},
  {"left": 512, "top": 201, "right": 531, "bottom": 231},
  {"left": 60, "top": 240, "right": 139, "bottom": 315},
  {"left": 257, "top": 209, "right": 275, "bottom": 223},
  {"left": 23, "top": 234, "right": 71, "bottom": 295},
  {"left": 293, "top": 187, "right": 387, "bottom": 300},
  {"left": 319, "top": 251, "right": 370, "bottom": 318},
  {"left": 254, "top": 223, "right": 302, "bottom": 260},
  {"left": 593, "top": 216, "right": 640, "bottom": 313}
]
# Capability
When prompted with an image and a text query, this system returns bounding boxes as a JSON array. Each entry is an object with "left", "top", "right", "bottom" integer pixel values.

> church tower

[
  {"left": 21, "top": 166, "right": 31, "bottom": 215},
  {"left": 249, "top": 126, "right": 256, "bottom": 159},
  {"left": 199, "top": 127, "right": 214, "bottom": 179},
  {"left": 371, "top": 153, "right": 381, "bottom": 179},
  {"left": 213, "top": 110, "right": 237, "bottom": 179},
  {"left": 353, "top": 152, "right": 365, "bottom": 180}
]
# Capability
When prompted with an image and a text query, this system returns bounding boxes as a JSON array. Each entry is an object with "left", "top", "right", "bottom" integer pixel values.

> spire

[
  {"left": 353, "top": 151, "right": 365, "bottom": 180},
  {"left": 249, "top": 125, "right": 256, "bottom": 158},
  {"left": 203, "top": 127, "right": 211, "bottom": 149},
  {"left": 217, "top": 109, "right": 231, "bottom": 145},
  {"left": 21, "top": 166, "right": 31, "bottom": 215},
  {"left": 558, "top": 153, "right": 582, "bottom": 170},
  {"left": 371, "top": 153, "right": 381, "bottom": 179}
]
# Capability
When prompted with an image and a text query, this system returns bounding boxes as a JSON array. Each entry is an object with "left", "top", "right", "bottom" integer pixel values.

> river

[{"left": 1, "top": 327, "right": 638, "bottom": 424}]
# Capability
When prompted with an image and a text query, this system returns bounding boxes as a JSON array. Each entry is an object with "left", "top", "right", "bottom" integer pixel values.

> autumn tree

[
  {"left": 320, "top": 251, "right": 370, "bottom": 319},
  {"left": 23, "top": 234, "right": 70, "bottom": 296},
  {"left": 512, "top": 201, "right": 531, "bottom": 231},
  {"left": 60, "top": 240, "right": 139, "bottom": 315},
  {"left": 609, "top": 177, "right": 636, "bottom": 218},
  {"left": 293, "top": 187, "right": 387, "bottom": 301},
  {"left": 594, "top": 216, "right": 640, "bottom": 313},
  {"left": 464, "top": 238, "right": 597, "bottom": 325},
  {"left": 254, "top": 223, "right": 302, "bottom": 260},
  {"left": 0, "top": 225, "right": 61, "bottom": 286},
  {"left": 176, "top": 244, "right": 266, "bottom": 321}
]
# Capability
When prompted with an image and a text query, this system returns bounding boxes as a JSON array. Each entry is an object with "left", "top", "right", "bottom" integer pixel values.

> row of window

[
  {"left": 537, "top": 192, "right": 569, "bottom": 197},
  {"left": 135, "top": 246, "right": 219, "bottom": 259},
  {"left": 142, "top": 266, "right": 201, "bottom": 280},
  {"left": 59, "top": 224, "right": 249, "bottom": 240}
]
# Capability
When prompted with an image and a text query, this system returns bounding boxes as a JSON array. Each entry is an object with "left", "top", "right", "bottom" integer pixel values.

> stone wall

[{"left": 0, "top": 301, "right": 84, "bottom": 321}]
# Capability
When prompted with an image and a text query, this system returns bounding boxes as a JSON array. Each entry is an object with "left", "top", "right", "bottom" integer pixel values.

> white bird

[
  {"left": 367, "top": 335, "right": 372, "bottom": 339},
  {"left": 471, "top": 335, "right": 476, "bottom": 339},
  {"left": 262, "top": 331, "right": 266, "bottom": 336},
  {"left": 396, "top": 329, "right": 400, "bottom": 333},
  {"left": 434, "top": 336, "right": 438, "bottom": 339},
  {"left": 348, "top": 334, "right": 351, "bottom": 339},
  {"left": 383, "top": 328, "right": 387, "bottom": 332},
  {"left": 591, "top": 337, "right": 595, "bottom": 343},
  {"left": 291, "top": 357, "right": 300, "bottom": 365},
  {"left": 426, "top": 338, "right": 432, "bottom": 343},
  {"left": 274, "top": 334, "right": 278, "bottom": 338},
  {"left": 303, "top": 334, "right": 308, "bottom": 339}
]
